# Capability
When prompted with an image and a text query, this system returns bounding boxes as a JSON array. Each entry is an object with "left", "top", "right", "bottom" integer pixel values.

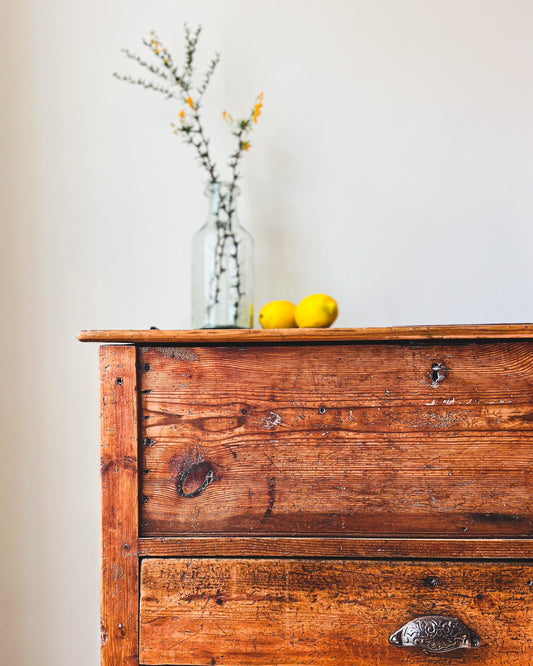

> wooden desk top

[{"left": 79, "top": 323, "right": 533, "bottom": 344}]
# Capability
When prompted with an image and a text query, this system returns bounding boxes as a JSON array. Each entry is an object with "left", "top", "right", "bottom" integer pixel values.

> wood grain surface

[
  {"left": 138, "top": 536, "right": 533, "bottom": 559},
  {"left": 139, "top": 558, "right": 533, "bottom": 665},
  {"left": 138, "top": 342, "right": 533, "bottom": 537},
  {"left": 99, "top": 346, "right": 139, "bottom": 666},
  {"left": 79, "top": 323, "right": 533, "bottom": 344}
]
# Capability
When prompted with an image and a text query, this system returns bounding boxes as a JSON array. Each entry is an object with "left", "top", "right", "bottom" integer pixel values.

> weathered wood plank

[
  {"left": 138, "top": 536, "right": 533, "bottom": 559},
  {"left": 140, "top": 432, "right": 533, "bottom": 537},
  {"left": 79, "top": 323, "right": 533, "bottom": 343},
  {"left": 139, "top": 343, "right": 533, "bottom": 537},
  {"left": 139, "top": 558, "right": 533, "bottom": 665},
  {"left": 100, "top": 345, "right": 139, "bottom": 666},
  {"left": 139, "top": 341, "right": 533, "bottom": 411}
]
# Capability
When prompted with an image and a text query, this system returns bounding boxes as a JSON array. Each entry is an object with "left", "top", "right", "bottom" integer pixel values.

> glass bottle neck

[{"left": 205, "top": 182, "right": 240, "bottom": 223}]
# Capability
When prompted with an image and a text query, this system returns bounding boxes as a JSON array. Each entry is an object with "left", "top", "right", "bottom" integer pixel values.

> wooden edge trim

[
  {"left": 100, "top": 345, "right": 139, "bottom": 666},
  {"left": 80, "top": 324, "right": 533, "bottom": 344},
  {"left": 137, "top": 536, "right": 533, "bottom": 560}
]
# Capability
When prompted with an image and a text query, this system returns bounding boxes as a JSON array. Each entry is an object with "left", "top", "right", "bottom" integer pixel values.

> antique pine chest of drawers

[{"left": 79, "top": 325, "right": 533, "bottom": 665}]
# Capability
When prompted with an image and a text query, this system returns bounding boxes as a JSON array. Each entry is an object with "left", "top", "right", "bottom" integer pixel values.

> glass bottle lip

[{"left": 204, "top": 181, "right": 241, "bottom": 197}]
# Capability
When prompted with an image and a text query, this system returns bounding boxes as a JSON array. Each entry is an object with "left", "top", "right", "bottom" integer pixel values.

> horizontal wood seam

[{"left": 138, "top": 537, "right": 533, "bottom": 559}]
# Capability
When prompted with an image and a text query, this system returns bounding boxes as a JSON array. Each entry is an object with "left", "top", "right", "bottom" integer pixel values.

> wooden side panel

[
  {"left": 139, "top": 342, "right": 533, "bottom": 537},
  {"left": 140, "top": 558, "right": 533, "bottom": 665},
  {"left": 100, "top": 345, "right": 139, "bottom": 666}
]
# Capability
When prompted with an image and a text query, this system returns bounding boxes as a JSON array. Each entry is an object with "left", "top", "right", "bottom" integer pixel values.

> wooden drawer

[
  {"left": 139, "top": 342, "right": 533, "bottom": 538},
  {"left": 139, "top": 558, "right": 533, "bottom": 665}
]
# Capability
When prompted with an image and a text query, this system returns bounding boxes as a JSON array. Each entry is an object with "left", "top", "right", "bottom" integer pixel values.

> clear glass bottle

[{"left": 191, "top": 182, "right": 254, "bottom": 329}]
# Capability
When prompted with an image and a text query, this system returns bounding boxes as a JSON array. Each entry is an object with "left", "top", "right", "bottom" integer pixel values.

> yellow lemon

[
  {"left": 294, "top": 294, "right": 338, "bottom": 328},
  {"left": 258, "top": 300, "right": 297, "bottom": 329}
]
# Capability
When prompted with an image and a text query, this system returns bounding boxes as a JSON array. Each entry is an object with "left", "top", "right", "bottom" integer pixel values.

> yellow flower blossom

[
  {"left": 179, "top": 110, "right": 185, "bottom": 119},
  {"left": 241, "top": 141, "right": 251, "bottom": 151},
  {"left": 186, "top": 96, "right": 195, "bottom": 110},
  {"left": 253, "top": 92, "right": 264, "bottom": 123},
  {"left": 222, "top": 110, "right": 234, "bottom": 123}
]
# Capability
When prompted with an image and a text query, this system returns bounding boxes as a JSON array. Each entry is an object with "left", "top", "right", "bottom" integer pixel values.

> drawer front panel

[
  {"left": 139, "top": 558, "right": 533, "bottom": 665},
  {"left": 139, "top": 343, "right": 533, "bottom": 537}
]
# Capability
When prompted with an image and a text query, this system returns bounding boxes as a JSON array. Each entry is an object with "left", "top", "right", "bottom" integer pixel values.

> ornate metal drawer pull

[{"left": 390, "top": 615, "right": 481, "bottom": 654}]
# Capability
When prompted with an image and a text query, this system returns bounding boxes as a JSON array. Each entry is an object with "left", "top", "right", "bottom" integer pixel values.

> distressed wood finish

[
  {"left": 140, "top": 558, "right": 533, "bottom": 665},
  {"left": 79, "top": 323, "right": 533, "bottom": 343},
  {"left": 138, "top": 536, "right": 533, "bottom": 559},
  {"left": 83, "top": 328, "right": 533, "bottom": 665},
  {"left": 139, "top": 342, "right": 533, "bottom": 537},
  {"left": 99, "top": 346, "right": 139, "bottom": 666}
]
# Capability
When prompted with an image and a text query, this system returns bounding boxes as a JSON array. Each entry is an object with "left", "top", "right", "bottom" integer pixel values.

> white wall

[{"left": 1, "top": 1, "right": 532, "bottom": 663}]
